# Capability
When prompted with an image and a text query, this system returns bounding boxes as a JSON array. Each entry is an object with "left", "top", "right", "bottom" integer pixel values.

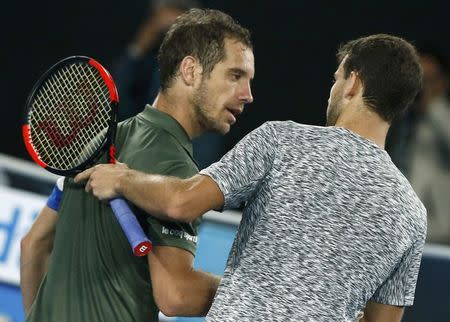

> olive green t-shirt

[{"left": 27, "top": 106, "right": 200, "bottom": 322}]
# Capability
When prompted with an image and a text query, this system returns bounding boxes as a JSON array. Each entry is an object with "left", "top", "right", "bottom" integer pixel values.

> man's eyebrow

[
  {"left": 228, "top": 68, "right": 246, "bottom": 75},
  {"left": 228, "top": 67, "right": 254, "bottom": 79}
]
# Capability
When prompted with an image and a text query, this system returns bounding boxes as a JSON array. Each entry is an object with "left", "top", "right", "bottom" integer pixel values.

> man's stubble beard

[
  {"left": 192, "top": 80, "right": 227, "bottom": 134},
  {"left": 326, "top": 97, "right": 343, "bottom": 127}
]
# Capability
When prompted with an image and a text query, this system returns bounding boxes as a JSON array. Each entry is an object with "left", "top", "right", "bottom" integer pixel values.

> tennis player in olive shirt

[{"left": 20, "top": 9, "right": 254, "bottom": 321}]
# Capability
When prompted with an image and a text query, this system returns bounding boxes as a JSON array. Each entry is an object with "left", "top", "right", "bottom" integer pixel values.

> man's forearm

[
  {"left": 183, "top": 269, "right": 221, "bottom": 316},
  {"left": 116, "top": 170, "right": 222, "bottom": 222},
  {"left": 116, "top": 169, "right": 189, "bottom": 220},
  {"left": 20, "top": 206, "right": 58, "bottom": 314},
  {"left": 77, "top": 164, "right": 224, "bottom": 221}
]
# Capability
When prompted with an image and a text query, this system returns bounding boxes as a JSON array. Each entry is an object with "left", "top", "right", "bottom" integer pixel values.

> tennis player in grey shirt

[{"left": 77, "top": 34, "right": 426, "bottom": 321}]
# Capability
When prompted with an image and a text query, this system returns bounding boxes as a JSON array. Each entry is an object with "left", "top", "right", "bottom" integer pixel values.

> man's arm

[
  {"left": 149, "top": 246, "right": 221, "bottom": 316},
  {"left": 76, "top": 123, "right": 279, "bottom": 221},
  {"left": 75, "top": 164, "right": 223, "bottom": 315},
  {"left": 20, "top": 205, "right": 58, "bottom": 314},
  {"left": 75, "top": 163, "right": 224, "bottom": 222},
  {"left": 360, "top": 301, "right": 404, "bottom": 322}
]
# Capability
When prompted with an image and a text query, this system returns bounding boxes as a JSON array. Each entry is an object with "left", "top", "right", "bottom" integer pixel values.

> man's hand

[{"left": 75, "top": 162, "right": 130, "bottom": 201}]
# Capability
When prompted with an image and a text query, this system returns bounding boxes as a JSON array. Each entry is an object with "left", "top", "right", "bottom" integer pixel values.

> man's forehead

[
  {"left": 223, "top": 39, "right": 254, "bottom": 73},
  {"left": 338, "top": 55, "right": 349, "bottom": 69},
  {"left": 225, "top": 39, "right": 253, "bottom": 57}
]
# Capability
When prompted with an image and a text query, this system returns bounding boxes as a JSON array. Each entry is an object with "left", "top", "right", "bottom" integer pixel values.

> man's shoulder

[
  {"left": 263, "top": 120, "right": 323, "bottom": 131},
  {"left": 395, "top": 177, "right": 427, "bottom": 229},
  {"left": 116, "top": 118, "right": 197, "bottom": 174},
  {"left": 254, "top": 121, "right": 326, "bottom": 141},
  {"left": 117, "top": 116, "right": 168, "bottom": 139},
  {"left": 118, "top": 118, "right": 188, "bottom": 152},
  {"left": 375, "top": 166, "right": 427, "bottom": 235}
]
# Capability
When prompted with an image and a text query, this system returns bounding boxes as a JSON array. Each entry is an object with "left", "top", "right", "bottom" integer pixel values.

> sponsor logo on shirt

[{"left": 161, "top": 226, "right": 198, "bottom": 243}]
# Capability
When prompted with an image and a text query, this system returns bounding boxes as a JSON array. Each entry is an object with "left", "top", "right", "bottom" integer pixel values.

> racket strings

[{"left": 29, "top": 63, "right": 112, "bottom": 170}]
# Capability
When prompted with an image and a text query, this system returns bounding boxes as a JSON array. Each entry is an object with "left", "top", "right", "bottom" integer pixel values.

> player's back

[{"left": 206, "top": 121, "right": 427, "bottom": 321}]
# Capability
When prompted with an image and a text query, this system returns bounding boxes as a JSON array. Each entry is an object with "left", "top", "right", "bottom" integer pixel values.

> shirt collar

[{"left": 138, "top": 105, "right": 194, "bottom": 157}]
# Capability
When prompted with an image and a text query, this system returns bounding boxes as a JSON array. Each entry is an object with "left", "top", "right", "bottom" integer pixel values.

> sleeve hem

[
  {"left": 370, "top": 296, "right": 414, "bottom": 307},
  {"left": 198, "top": 171, "right": 228, "bottom": 210},
  {"left": 151, "top": 240, "right": 197, "bottom": 257}
]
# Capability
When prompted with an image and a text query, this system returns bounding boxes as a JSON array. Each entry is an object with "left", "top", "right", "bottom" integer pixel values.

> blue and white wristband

[{"left": 46, "top": 177, "right": 64, "bottom": 211}]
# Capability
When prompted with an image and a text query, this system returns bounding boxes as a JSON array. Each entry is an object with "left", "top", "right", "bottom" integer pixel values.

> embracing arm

[
  {"left": 149, "top": 246, "right": 221, "bottom": 316},
  {"left": 76, "top": 123, "right": 280, "bottom": 221},
  {"left": 117, "top": 170, "right": 224, "bottom": 222},
  {"left": 75, "top": 164, "right": 224, "bottom": 222},
  {"left": 360, "top": 301, "right": 404, "bottom": 322},
  {"left": 20, "top": 205, "right": 58, "bottom": 314},
  {"left": 74, "top": 165, "right": 223, "bottom": 315}
]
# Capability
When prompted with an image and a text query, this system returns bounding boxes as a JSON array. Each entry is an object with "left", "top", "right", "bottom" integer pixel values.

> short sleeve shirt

[
  {"left": 201, "top": 121, "right": 427, "bottom": 322},
  {"left": 116, "top": 106, "right": 200, "bottom": 254},
  {"left": 27, "top": 106, "right": 199, "bottom": 322}
]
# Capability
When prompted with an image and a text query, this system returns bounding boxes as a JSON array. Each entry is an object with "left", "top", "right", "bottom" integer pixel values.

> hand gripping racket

[{"left": 22, "top": 56, "right": 152, "bottom": 256}]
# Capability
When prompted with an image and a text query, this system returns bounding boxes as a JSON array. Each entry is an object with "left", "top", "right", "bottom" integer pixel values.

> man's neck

[
  {"left": 152, "top": 90, "right": 201, "bottom": 139},
  {"left": 334, "top": 103, "right": 390, "bottom": 149}
]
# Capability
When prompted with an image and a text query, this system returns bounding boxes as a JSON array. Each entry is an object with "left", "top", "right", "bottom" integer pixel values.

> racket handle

[{"left": 110, "top": 198, "right": 152, "bottom": 256}]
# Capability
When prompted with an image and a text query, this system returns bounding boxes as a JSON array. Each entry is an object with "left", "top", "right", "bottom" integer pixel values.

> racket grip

[{"left": 110, "top": 198, "right": 152, "bottom": 256}]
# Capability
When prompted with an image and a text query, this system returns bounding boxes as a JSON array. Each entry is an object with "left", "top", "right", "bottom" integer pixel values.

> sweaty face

[
  {"left": 192, "top": 38, "right": 255, "bottom": 134},
  {"left": 326, "top": 57, "right": 347, "bottom": 126}
]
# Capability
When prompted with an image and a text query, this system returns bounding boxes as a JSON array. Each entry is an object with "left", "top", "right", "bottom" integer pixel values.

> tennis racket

[{"left": 22, "top": 56, "right": 152, "bottom": 256}]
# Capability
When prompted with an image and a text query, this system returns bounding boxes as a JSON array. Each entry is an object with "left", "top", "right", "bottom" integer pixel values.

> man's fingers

[
  {"left": 74, "top": 167, "right": 96, "bottom": 183},
  {"left": 115, "top": 161, "right": 128, "bottom": 169},
  {"left": 84, "top": 176, "right": 92, "bottom": 193}
]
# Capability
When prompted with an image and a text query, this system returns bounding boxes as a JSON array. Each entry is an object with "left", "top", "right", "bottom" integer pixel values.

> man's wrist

[
  {"left": 46, "top": 177, "right": 64, "bottom": 211},
  {"left": 115, "top": 169, "right": 131, "bottom": 197}
]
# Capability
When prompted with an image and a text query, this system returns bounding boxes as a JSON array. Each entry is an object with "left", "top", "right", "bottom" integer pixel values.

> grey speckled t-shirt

[{"left": 200, "top": 121, "right": 426, "bottom": 322}]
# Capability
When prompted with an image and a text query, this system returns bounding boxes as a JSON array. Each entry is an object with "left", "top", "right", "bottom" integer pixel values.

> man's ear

[
  {"left": 179, "top": 56, "right": 202, "bottom": 86},
  {"left": 344, "top": 71, "right": 362, "bottom": 99}
]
